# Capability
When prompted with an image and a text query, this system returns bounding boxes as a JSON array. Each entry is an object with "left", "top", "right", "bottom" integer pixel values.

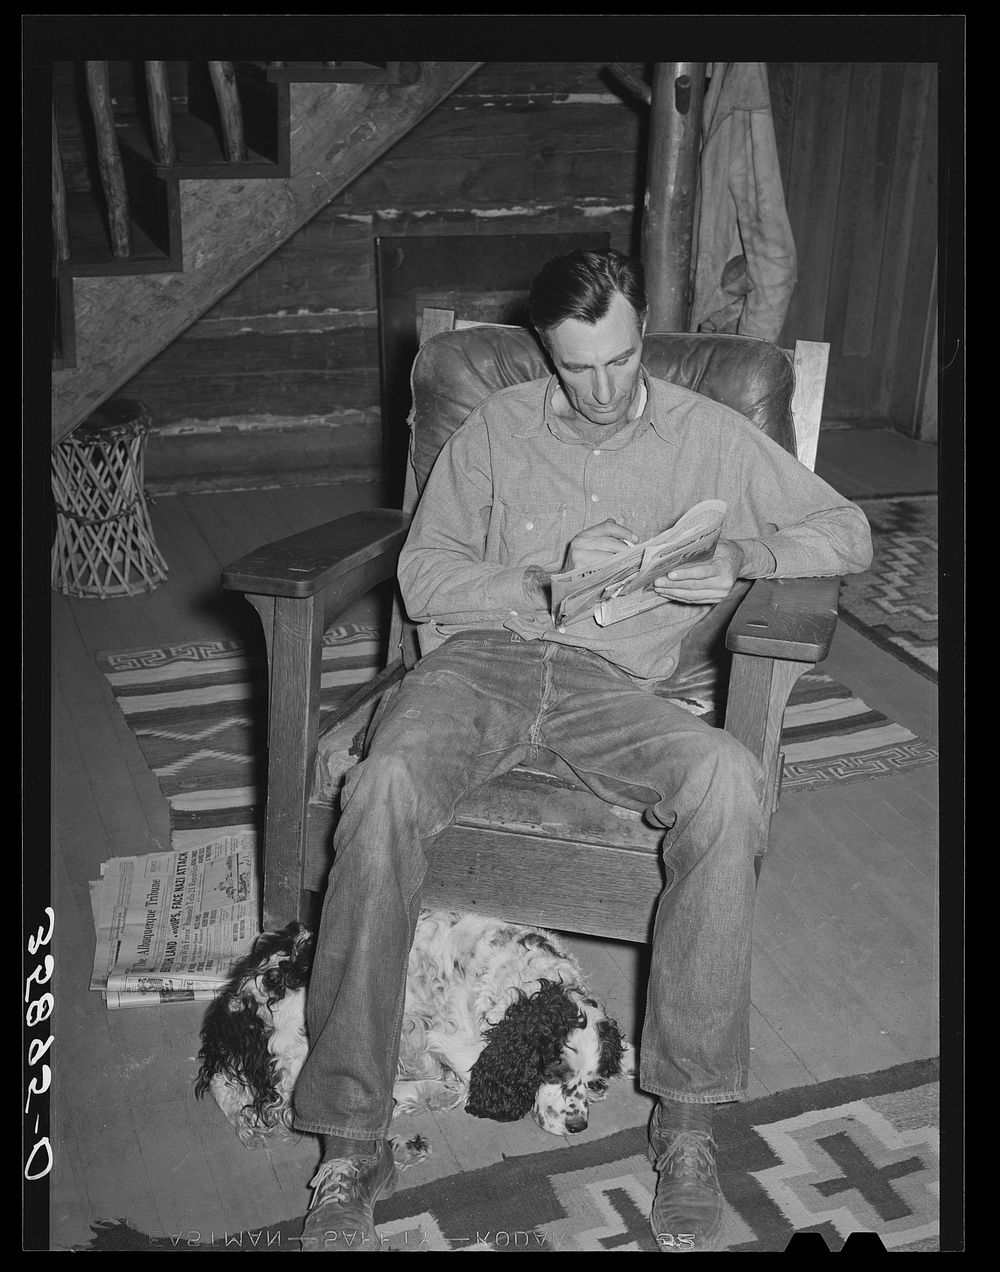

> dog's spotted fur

[{"left": 196, "top": 909, "right": 634, "bottom": 1145}]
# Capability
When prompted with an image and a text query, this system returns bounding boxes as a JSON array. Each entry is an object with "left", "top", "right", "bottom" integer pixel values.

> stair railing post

[
  {"left": 144, "top": 61, "right": 178, "bottom": 166},
  {"left": 84, "top": 60, "right": 132, "bottom": 258},
  {"left": 207, "top": 61, "right": 247, "bottom": 163}
]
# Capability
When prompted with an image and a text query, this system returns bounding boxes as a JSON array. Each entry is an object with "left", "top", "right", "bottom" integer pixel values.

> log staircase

[{"left": 51, "top": 60, "right": 481, "bottom": 447}]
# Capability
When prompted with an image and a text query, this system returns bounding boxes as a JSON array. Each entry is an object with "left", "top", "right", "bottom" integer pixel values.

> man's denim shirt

[{"left": 397, "top": 370, "right": 873, "bottom": 683}]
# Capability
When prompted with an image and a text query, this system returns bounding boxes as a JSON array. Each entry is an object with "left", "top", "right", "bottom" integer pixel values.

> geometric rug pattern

[
  {"left": 770, "top": 665, "right": 936, "bottom": 794},
  {"left": 840, "top": 495, "right": 938, "bottom": 682},
  {"left": 373, "top": 1059, "right": 941, "bottom": 1252},
  {"left": 81, "top": 1057, "right": 940, "bottom": 1252},
  {"left": 96, "top": 623, "right": 384, "bottom": 848},
  {"left": 96, "top": 624, "right": 939, "bottom": 853}
]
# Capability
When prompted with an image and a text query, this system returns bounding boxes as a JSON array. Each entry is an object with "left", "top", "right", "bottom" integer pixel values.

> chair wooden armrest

[
  {"left": 222, "top": 508, "right": 411, "bottom": 601},
  {"left": 726, "top": 576, "right": 841, "bottom": 662}
]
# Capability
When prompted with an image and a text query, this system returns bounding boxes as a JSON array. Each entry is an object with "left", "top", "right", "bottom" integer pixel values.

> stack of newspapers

[{"left": 89, "top": 834, "right": 259, "bottom": 1009}]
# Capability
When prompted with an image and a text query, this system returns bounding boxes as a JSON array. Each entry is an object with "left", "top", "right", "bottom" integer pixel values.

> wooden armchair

[{"left": 223, "top": 315, "right": 837, "bottom": 940}]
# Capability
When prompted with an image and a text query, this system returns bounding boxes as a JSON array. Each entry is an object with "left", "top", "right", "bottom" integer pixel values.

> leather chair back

[{"left": 409, "top": 327, "right": 796, "bottom": 492}]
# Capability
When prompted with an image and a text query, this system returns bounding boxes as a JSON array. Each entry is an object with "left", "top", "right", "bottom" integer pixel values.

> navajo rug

[
  {"left": 840, "top": 495, "right": 938, "bottom": 682},
  {"left": 81, "top": 1057, "right": 941, "bottom": 1252},
  {"left": 97, "top": 624, "right": 939, "bottom": 846}
]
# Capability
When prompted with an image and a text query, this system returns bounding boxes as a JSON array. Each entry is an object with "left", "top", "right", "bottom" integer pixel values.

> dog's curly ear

[
  {"left": 464, "top": 1031, "right": 536, "bottom": 1122},
  {"left": 465, "top": 981, "right": 583, "bottom": 1122},
  {"left": 194, "top": 924, "right": 311, "bottom": 1114},
  {"left": 195, "top": 992, "right": 269, "bottom": 1099}
]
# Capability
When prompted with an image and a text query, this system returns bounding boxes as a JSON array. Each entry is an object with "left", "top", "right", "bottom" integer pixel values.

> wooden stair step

[
  {"left": 56, "top": 81, "right": 293, "bottom": 286},
  {"left": 114, "top": 109, "right": 284, "bottom": 180},
  {"left": 58, "top": 189, "right": 174, "bottom": 276},
  {"left": 52, "top": 62, "right": 483, "bottom": 443}
]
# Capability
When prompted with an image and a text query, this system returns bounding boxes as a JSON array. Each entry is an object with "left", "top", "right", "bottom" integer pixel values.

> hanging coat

[{"left": 689, "top": 63, "right": 797, "bottom": 343}]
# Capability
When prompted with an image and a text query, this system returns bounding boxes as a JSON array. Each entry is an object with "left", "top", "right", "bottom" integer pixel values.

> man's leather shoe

[
  {"left": 299, "top": 1141, "right": 398, "bottom": 1251},
  {"left": 648, "top": 1105, "right": 724, "bottom": 1252}
]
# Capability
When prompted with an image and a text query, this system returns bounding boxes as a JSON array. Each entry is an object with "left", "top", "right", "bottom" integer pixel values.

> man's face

[{"left": 544, "top": 292, "right": 645, "bottom": 428}]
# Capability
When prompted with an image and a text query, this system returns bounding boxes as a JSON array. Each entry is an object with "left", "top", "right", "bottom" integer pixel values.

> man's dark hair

[{"left": 528, "top": 249, "right": 647, "bottom": 336}]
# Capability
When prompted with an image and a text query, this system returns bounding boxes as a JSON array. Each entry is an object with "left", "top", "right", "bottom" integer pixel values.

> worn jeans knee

[
  {"left": 679, "top": 726, "right": 763, "bottom": 803},
  {"left": 652, "top": 728, "right": 766, "bottom": 859}
]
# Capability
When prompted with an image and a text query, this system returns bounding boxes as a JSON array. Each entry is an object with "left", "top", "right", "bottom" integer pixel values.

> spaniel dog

[{"left": 195, "top": 908, "right": 634, "bottom": 1147}]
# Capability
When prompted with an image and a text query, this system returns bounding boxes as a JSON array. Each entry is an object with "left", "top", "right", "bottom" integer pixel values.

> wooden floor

[{"left": 46, "top": 427, "right": 941, "bottom": 1250}]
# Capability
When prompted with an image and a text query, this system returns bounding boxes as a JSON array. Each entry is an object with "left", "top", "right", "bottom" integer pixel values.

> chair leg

[
  {"left": 248, "top": 592, "right": 325, "bottom": 930},
  {"left": 723, "top": 652, "right": 810, "bottom": 845}
]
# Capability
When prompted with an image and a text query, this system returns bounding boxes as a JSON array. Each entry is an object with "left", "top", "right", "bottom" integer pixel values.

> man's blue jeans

[{"left": 292, "top": 630, "right": 768, "bottom": 1141}]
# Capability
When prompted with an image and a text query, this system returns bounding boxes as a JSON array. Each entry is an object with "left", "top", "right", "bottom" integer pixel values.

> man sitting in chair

[{"left": 293, "top": 249, "right": 872, "bottom": 1252}]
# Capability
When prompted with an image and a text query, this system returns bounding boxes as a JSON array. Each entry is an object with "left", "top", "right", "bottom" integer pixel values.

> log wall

[
  {"left": 125, "top": 62, "right": 647, "bottom": 491},
  {"left": 69, "top": 61, "right": 937, "bottom": 490}
]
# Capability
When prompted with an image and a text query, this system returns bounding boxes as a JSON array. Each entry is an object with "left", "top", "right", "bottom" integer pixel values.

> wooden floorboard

[
  {"left": 748, "top": 1002, "right": 818, "bottom": 1093},
  {"left": 757, "top": 779, "right": 938, "bottom": 1077},
  {"left": 157, "top": 492, "right": 228, "bottom": 582},
  {"left": 815, "top": 426, "right": 938, "bottom": 499},
  {"left": 64, "top": 580, "right": 159, "bottom": 656},
  {"left": 45, "top": 426, "right": 943, "bottom": 1249},
  {"left": 51, "top": 841, "right": 162, "bottom": 1248},
  {"left": 55, "top": 650, "right": 165, "bottom": 861},
  {"left": 823, "top": 620, "right": 938, "bottom": 744}
]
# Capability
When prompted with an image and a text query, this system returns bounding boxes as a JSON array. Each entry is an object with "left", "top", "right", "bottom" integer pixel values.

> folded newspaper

[
  {"left": 550, "top": 499, "right": 727, "bottom": 627},
  {"left": 89, "top": 834, "right": 260, "bottom": 1009}
]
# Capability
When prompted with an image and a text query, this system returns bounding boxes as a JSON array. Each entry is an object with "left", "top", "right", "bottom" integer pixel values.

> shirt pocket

[{"left": 493, "top": 497, "right": 568, "bottom": 569}]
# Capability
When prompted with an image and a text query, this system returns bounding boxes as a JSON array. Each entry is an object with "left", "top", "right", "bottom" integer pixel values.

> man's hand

[
  {"left": 650, "top": 539, "right": 745, "bottom": 605},
  {"left": 566, "top": 519, "right": 639, "bottom": 571}
]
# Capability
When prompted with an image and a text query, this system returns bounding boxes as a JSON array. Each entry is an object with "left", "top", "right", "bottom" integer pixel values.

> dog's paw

[
  {"left": 389, "top": 1133, "right": 432, "bottom": 1170},
  {"left": 620, "top": 1041, "right": 637, "bottom": 1078},
  {"left": 234, "top": 1120, "right": 286, "bottom": 1150}
]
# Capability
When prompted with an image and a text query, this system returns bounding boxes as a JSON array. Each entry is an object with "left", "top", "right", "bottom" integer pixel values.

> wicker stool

[{"left": 51, "top": 399, "right": 168, "bottom": 599}]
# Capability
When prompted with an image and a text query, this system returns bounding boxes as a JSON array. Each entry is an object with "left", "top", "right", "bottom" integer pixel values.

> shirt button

[
  {"left": 593, "top": 448, "right": 601, "bottom": 455},
  {"left": 557, "top": 626, "right": 566, "bottom": 633},
  {"left": 591, "top": 494, "right": 599, "bottom": 502},
  {"left": 524, "top": 521, "right": 534, "bottom": 530},
  {"left": 509, "top": 610, "right": 518, "bottom": 617}
]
